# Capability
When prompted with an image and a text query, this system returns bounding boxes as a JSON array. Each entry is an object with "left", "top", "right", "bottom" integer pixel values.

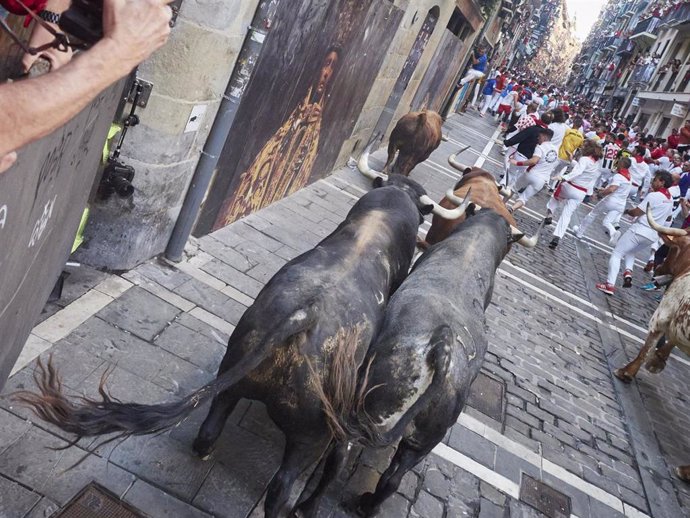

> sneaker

[
  {"left": 479, "top": 112, "right": 485, "bottom": 118},
  {"left": 548, "top": 237, "right": 560, "bottom": 249},
  {"left": 543, "top": 216, "right": 553, "bottom": 226},
  {"left": 641, "top": 282, "right": 659, "bottom": 291},
  {"left": 623, "top": 271, "right": 633, "bottom": 288},
  {"left": 654, "top": 294, "right": 663, "bottom": 302},
  {"left": 643, "top": 260, "right": 655, "bottom": 273},
  {"left": 609, "top": 230, "right": 621, "bottom": 246},
  {"left": 596, "top": 282, "right": 615, "bottom": 295}
]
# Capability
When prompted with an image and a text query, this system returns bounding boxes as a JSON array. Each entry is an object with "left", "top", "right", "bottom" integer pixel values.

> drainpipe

[{"left": 165, "top": 0, "right": 280, "bottom": 262}]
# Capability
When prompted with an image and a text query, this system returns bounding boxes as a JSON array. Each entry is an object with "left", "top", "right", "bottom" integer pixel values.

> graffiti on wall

[
  {"left": 194, "top": 0, "right": 404, "bottom": 233},
  {"left": 0, "top": 82, "right": 122, "bottom": 389}
]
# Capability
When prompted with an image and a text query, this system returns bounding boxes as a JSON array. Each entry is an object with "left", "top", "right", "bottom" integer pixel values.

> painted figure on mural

[{"left": 217, "top": 46, "right": 342, "bottom": 227}]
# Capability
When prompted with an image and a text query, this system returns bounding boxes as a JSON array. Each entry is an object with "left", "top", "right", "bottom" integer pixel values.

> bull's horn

[
  {"left": 500, "top": 186, "right": 514, "bottom": 203},
  {"left": 357, "top": 141, "right": 388, "bottom": 180},
  {"left": 448, "top": 148, "right": 472, "bottom": 172},
  {"left": 444, "top": 187, "right": 481, "bottom": 210},
  {"left": 441, "top": 134, "right": 449, "bottom": 142},
  {"left": 420, "top": 193, "right": 471, "bottom": 220},
  {"left": 647, "top": 205, "right": 688, "bottom": 237},
  {"left": 510, "top": 218, "right": 545, "bottom": 248}
]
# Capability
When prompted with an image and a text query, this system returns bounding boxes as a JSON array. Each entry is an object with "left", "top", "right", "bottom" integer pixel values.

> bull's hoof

[
  {"left": 192, "top": 438, "right": 215, "bottom": 460},
  {"left": 675, "top": 466, "right": 690, "bottom": 482},
  {"left": 645, "top": 354, "right": 667, "bottom": 374},
  {"left": 613, "top": 368, "right": 634, "bottom": 384},
  {"left": 352, "top": 493, "right": 376, "bottom": 517}
]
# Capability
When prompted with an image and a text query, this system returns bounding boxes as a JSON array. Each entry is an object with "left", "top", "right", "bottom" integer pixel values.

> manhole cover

[
  {"left": 467, "top": 372, "right": 504, "bottom": 422},
  {"left": 53, "top": 482, "right": 147, "bottom": 518},
  {"left": 520, "top": 475, "right": 571, "bottom": 518}
]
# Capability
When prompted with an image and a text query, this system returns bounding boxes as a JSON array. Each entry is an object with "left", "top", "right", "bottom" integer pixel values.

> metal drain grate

[
  {"left": 466, "top": 371, "right": 505, "bottom": 422},
  {"left": 53, "top": 482, "right": 147, "bottom": 518},
  {"left": 520, "top": 474, "right": 572, "bottom": 518}
]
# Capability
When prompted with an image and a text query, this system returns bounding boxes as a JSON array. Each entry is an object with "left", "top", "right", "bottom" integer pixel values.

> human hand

[
  {"left": 99, "top": 0, "right": 172, "bottom": 75},
  {"left": 509, "top": 159, "right": 518, "bottom": 166},
  {"left": 0, "top": 152, "right": 17, "bottom": 175}
]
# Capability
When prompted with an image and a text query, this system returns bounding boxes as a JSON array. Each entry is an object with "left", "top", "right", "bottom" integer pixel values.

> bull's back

[{"left": 655, "top": 274, "right": 690, "bottom": 353}]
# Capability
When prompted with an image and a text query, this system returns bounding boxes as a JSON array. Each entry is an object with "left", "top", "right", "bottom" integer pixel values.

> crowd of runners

[{"left": 460, "top": 66, "right": 690, "bottom": 297}]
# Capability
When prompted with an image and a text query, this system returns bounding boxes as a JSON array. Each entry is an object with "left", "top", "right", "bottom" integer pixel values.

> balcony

[
  {"left": 617, "top": 39, "right": 635, "bottom": 56},
  {"left": 603, "top": 36, "right": 622, "bottom": 52},
  {"left": 662, "top": 2, "right": 690, "bottom": 28},
  {"left": 629, "top": 63, "right": 657, "bottom": 86},
  {"left": 629, "top": 17, "right": 660, "bottom": 46}
]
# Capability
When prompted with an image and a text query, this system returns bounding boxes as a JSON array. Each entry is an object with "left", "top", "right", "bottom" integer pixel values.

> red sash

[
  {"left": 618, "top": 168, "right": 631, "bottom": 181},
  {"left": 658, "top": 187, "right": 671, "bottom": 199},
  {"left": 553, "top": 181, "right": 587, "bottom": 200}
]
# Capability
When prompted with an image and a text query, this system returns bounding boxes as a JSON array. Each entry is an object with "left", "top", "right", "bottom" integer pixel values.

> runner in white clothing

[
  {"left": 544, "top": 140, "right": 604, "bottom": 249},
  {"left": 508, "top": 129, "right": 559, "bottom": 213},
  {"left": 573, "top": 157, "right": 632, "bottom": 244},
  {"left": 596, "top": 171, "right": 675, "bottom": 295},
  {"left": 629, "top": 146, "right": 650, "bottom": 200},
  {"left": 596, "top": 134, "right": 621, "bottom": 188}
]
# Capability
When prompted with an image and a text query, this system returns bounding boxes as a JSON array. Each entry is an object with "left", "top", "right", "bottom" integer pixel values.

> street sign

[{"left": 631, "top": 97, "right": 640, "bottom": 107}]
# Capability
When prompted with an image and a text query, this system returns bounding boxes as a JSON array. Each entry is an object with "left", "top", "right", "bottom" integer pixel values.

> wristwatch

[{"left": 38, "top": 10, "right": 61, "bottom": 24}]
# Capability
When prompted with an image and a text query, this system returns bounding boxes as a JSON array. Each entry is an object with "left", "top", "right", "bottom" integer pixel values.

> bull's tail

[
  {"left": 14, "top": 304, "right": 320, "bottom": 441},
  {"left": 309, "top": 325, "right": 452, "bottom": 447}
]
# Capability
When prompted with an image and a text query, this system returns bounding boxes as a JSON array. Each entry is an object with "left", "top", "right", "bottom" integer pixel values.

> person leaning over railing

[{"left": 0, "top": 0, "right": 172, "bottom": 174}]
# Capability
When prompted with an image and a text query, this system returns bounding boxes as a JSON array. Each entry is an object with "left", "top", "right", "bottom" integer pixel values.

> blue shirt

[
  {"left": 482, "top": 79, "right": 496, "bottom": 95},
  {"left": 473, "top": 53, "right": 487, "bottom": 72}
]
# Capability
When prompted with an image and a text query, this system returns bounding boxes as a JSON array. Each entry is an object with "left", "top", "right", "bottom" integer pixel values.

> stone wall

[{"left": 76, "top": 0, "right": 260, "bottom": 270}]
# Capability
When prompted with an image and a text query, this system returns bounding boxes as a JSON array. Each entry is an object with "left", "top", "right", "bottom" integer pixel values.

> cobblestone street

[{"left": 1, "top": 111, "right": 688, "bottom": 518}]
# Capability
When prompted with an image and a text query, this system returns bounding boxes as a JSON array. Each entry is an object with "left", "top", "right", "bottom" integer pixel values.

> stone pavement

[{"left": 1, "top": 110, "right": 689, "bottom": 518}]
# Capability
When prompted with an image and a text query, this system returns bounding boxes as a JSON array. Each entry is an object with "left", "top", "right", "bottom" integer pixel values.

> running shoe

[
  {"left": 654, "top": 294, "right": 663, "bottom": 302},
  {"left": 643, "top": 260, "right": 655, "bottom": 273},
  {"left": 641, "top": 282, "right": 659, "bottom": 291},
  {"left": 543, "top": 216, "right": 553, "bottom": 225},
  {"left": 548, "top": 237, "right": 559, "bottom": 249},
  {"left": 623, "top": 270, "right": 633, "bottom": 288},
  {"left": 596, "top": 282, "right": 615, "bottom": 295}
]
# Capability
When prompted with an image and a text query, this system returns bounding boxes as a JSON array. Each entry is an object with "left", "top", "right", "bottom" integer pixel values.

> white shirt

[
  {"left": 629, "top": 159, "right": 650, "bottom": 187},
  {"left": 529, "top": 142, "right": 560, "bottom": 180},
  {"left": 631, "top": 190, "right": 674, "bottom": 241},
  {"left": 606, "top": 173, "right": 632, "bottom": 208},
  {"left": 549, "top": 122, "right": 568, "bottom": 150},
  {"left": 657, "top": 156, "right": 672, "bottom": 170},
  {"left": 566, "top": 156, "right": 601, "bottom": 192}
]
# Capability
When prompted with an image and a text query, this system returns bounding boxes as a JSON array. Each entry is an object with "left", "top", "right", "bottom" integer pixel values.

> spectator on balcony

[{"left": 678, "top": 119, "right": 690, "bottom": 153}]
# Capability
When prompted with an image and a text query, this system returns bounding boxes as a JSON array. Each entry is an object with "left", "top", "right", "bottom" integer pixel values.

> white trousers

[
  {"left": 516, "top": 173, "right": 549, "bottom": 204},
  {"left": 607, "top": 230, "right": 654, "bottom": 285},
  {"left": 502, "top": 150, "right": 527, "bottom": 186},
  {"left": 460, "top": 69, "right": 485, "bottom": 85},
  {"left": 547, "top": 183, "right": 586, "bottom": 238},
  {"left": 575, "top": 197, "right": 624, "bottom": 237},
  {"left": 548, "top": 160, "right": 571, "bottom": 189},
  {"left": 596, "top": 168, "right": 613, "bottom": 189},
  {"left": 481, "top": 92, "right": 501, "bottom": 114}
]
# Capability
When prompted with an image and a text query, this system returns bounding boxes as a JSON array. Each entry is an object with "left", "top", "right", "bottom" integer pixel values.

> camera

[
  {"left": 59, "top": 0, "right": 103, "bottom": 45},
  {"left": 99, "top": 159, "right": 135, "bottom": 199}
]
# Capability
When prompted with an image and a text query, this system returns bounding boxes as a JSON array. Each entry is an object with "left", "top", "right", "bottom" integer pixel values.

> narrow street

[{"left": 1, "top": 111, "right": 688, "bottom": 518}]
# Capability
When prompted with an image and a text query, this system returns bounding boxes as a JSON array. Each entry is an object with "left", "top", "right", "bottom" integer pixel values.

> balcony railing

[
  {"left": 630, "top": 16, "right": 661, "bottom": 42},
  {"left": 603, "top": 36, "right": 622, "bottom": 51},
  {"left": 617, "top": 39, "right": 635, "bottom": 56},
  {"left": 630, "top": 63, "right": 657, "bottom": 86},
  {"left": 662, "top": 2, "right": 690, "bottom": 28}
]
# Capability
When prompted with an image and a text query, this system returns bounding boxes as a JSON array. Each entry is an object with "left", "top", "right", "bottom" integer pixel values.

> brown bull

[
  {"left": 383, "top": 110, "right": 444, "bottom": 177},
  {"left": 612, "top": 208, "right": 690, "bottom": 483},
  {"left": 422, "top": 150, "right": 521, "bottom": 246}
]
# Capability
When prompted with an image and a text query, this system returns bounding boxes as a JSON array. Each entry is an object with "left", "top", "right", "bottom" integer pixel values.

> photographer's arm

[{"left": 0, "top": 0, "right": 170, "bottom": 165}]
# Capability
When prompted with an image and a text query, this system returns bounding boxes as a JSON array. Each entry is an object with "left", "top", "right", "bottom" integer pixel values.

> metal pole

[{"left": 165, "top": 0, "right": 280, "bottom": 262}]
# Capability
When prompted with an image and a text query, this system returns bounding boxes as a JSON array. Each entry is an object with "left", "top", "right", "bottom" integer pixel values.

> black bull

[
  {"left": 316, "top": 210, "right": 514, "bottom": 516},
  {"left": 15, "top": 176, "right": 435, "bottom": 518}
]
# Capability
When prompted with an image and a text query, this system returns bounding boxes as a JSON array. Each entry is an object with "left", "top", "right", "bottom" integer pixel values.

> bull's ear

[
  {"left": 466, "top": 203, "right": 477, "bottom": 217},
  {"left": 372, "top": 177, "right": 385, "bottom": 188},
  {"left": 420, "top": 204, "right": 434, "bottom": 215},
  {"left": 464, "top": 167, "right": 472, "bottom": 174}
]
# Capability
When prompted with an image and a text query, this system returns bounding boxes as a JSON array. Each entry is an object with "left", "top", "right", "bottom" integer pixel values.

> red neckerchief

[
  {"left": 618, "top": 168, "right": 631, "bottom": 181},
  {"left": 657, "top": 187, "right": 671, "bottom": 199},
  {"left": 634, "top": 155, "right": 644, "bottom": 163},
  {"left": 536, "top": 120, "right": 548, "bottom": 128}
]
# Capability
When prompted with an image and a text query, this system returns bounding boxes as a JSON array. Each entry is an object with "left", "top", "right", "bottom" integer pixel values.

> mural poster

[{"left": 195, "top": 0, "right": 404, "bottom": 233}]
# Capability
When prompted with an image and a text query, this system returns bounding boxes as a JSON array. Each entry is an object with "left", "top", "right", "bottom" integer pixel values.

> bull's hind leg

[
  {"left": 264, "top": 435, "right": 331, "bottom": 518},
  {"left": 193, "top": 391, "right": 241, "bottom": 459},
  {"left": 383, "top": 141, "right": 397, "bottom": 173},
  {"left": 357, "top": 439, "right": 434, "bottom": 517},
  {"left": 645, "top": 336, "right": 674, "bottom": 374},
  {"left": 615, "top": 329, "right": 665, "bottom": 383}
]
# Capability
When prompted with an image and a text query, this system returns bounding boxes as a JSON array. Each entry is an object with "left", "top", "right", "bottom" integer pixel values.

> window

[{"left": 447, "top": 8, "right": 473, "bottom": 41}]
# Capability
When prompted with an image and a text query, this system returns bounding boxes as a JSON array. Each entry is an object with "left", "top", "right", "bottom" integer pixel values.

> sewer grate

[
  {"left": 466, "top": 371, "right": 504, "bottom": 422},
  {"left": 53, "top": 482, "right": 147, "bottom": 518},
  {"left": 520, "top": 474, "right": 572, "bottom": 518}
]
